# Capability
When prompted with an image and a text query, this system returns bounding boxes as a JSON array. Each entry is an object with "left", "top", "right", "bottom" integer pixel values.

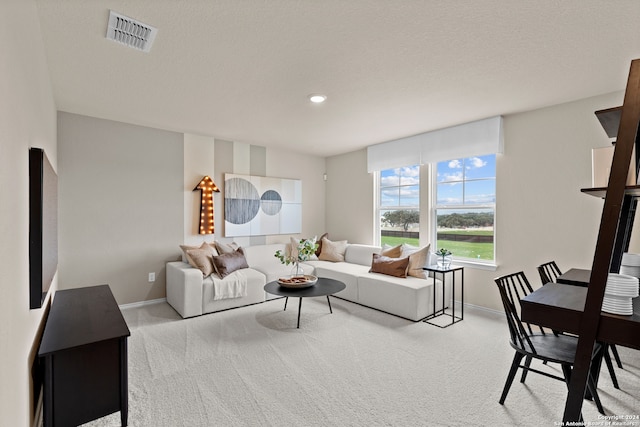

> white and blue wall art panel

[{"left": 224, "top": 173, "right": 302, "bottom": 236}]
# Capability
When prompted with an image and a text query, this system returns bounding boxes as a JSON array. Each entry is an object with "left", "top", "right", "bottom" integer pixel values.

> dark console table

[{"left": 38, "top": 285, "right": 130, "bottom": 426}]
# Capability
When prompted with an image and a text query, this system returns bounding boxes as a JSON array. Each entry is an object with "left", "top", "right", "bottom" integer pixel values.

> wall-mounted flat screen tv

[{"left": 29, "top": 147, "right": 58, "bottom": 309}]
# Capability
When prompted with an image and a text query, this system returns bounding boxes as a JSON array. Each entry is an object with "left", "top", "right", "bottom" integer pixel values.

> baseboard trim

[
  {"left": 119, "top": 297, "right": 167, "bottom": 310},
  {"left": 460, "top": 300, "right": 503, "bottom": 316}
]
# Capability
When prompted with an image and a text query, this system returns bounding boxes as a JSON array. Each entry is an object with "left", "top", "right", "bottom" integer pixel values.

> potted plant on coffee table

[{"left": 275, "top": 237, "right": 319, "bottom": 276}]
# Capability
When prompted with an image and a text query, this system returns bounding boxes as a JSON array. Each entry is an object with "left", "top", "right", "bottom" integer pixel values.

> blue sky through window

[
  {"left": 436, "top": 155, "right": 495, "bottom": 205},
  {"left": 380, "top": 165, "right": 420, "bottom": 206}
]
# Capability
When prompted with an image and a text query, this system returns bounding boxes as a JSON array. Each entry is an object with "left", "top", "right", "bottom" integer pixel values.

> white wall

[
  {"left": 325, "top": 149, "right": 375, "bottom": 244},
  {"left": 58, "top": 112, "right": 184, "bottom": 305},
  {"left": 0, "top": 0, "right": 57, "bottom": 424},
  {"left": 326, "top": 91, "right": 624, "bottom": 311},
  {"left": 184, "top": 133, "right": 216, "bottom": 246}
]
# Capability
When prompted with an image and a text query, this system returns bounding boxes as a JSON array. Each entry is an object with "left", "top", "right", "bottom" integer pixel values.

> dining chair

[
  {"left": 537, "top": 260, "right": 562, "bottom": 284},
  {"left": 495, "top": 271, "right": 605, "bottom": 415},
  {"left": 537, "top": 260, "right": 624, "bottom": 385}
]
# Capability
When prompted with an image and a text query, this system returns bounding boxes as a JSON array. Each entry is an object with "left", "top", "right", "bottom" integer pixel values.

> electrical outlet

[{"left": 148, "top": 272, "right": 155, "bottom": 282}]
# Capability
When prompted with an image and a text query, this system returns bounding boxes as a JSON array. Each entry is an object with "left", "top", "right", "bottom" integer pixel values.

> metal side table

[{"left": 422, "top": 265, "right": 464, "bottom": 328}]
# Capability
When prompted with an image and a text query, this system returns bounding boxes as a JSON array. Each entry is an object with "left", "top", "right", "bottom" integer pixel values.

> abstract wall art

[{"left": 224, "top": 174, "right": 302, "bottom": 236}]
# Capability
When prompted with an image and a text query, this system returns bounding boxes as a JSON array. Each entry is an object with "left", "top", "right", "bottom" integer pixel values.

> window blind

[{"left": 367, "top": 116, "right": 503, "bottom": 172}]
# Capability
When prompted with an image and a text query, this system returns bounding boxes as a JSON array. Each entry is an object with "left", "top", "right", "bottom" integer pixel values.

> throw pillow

[
  {"left": 369, "top": 254, "right": 409, "bottom": 278},
  {"left": 381, "top": 244, "right": 402, "bottom": 258},
  {"left": 185, "top": 248, "right": 215, "bottom": 277},
  {"left": 315, "top": 232, "right": 329, "bottom": 256},
  {"left": 180, "top": 242, "right": 218, "bottom": 264},
  {"left": 403, "top": 244, "right": 431, "bottom": 279},
  {"left": 289, "top": 237, "right": 300, "bottom": 260},
  {"left": 215, "top": 241, "right": 239, "bottom": 254},
  {"left": 318, "top": 237, "right": 348, "bottom": 262},
  {"left": 288, "top": 237, "right": 320, "bottom": 261},
  {"left": 212, "top": 247, "right": 249, "bottom": 278},
  {"left": 400, "top": 243, "right": 420, "bottom": 256}
]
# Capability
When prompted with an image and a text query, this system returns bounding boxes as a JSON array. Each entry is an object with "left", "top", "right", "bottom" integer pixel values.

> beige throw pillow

[
  {"left": 402, "top": 244, "right": 431, "bottom": 279},
  {"left": 315, "top": 232, "right": 329, "bottom": 256},
  {"left": 215, "top": 241, "right": 239, "bottom": 254},
  {"left": 381, "top": 244, "right": 402, "bottom": 258},
  {"left": 181, "top": 242, "right": 217, "bottom": 265},
  {"left": 180, "top": 242, "right": 218, "bottom": 268},
  {"left": 318, "top": 237, "right": 348, "bottom": 262},
  {"left": 186, "top": 247, "right": 216, "bottom": 277}
]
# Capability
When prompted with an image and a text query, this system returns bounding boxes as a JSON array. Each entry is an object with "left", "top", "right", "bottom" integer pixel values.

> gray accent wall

[{"left": 58, "top": 112, "right": 184, "bottom": 304}]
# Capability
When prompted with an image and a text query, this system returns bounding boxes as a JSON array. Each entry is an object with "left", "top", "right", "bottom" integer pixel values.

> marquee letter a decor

[{"left": 193, "top": 176, "right": 220, "bottom": 234}]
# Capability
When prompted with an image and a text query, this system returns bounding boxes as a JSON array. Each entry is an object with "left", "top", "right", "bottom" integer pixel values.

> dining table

[
  {"left": 520, "top": 270, "right": 640, "bottom": 422},
  {"left": 521, "top": 269, "right": 640, "bottom": 351}
]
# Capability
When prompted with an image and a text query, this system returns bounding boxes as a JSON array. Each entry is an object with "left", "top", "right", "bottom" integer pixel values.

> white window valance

[{"left": 367, "top": 116, "right": 503, "bottom": 172}]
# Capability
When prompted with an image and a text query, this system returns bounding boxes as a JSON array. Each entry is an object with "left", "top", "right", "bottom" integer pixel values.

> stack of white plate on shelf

[
  {"left": 603, "top": 273, "right": 639, "bottom": 316},
  {"left": 620, "top": 252, "right": 640, "bottom": 278}
]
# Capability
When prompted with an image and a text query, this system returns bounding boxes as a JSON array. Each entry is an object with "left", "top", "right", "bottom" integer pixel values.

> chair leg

[
  {"left": 610, "top": 344, "right": 623, "bottom": 369},
  {"left": 587, "top": 373, "right": 606, "bottom": 415},
  {"left": 500, "top": 352, "right": 524, "bottom": 404},
  {"left": 561, "top": 363, "right": 572, "bottom": 387},
  {"left": 520, "top": 355, "right": 532, "bottom": 383},
  {"left": 603, "top": 347, "right": 620, "bottom": 389}
]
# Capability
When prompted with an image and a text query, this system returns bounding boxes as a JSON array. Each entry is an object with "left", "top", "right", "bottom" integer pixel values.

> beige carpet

[{"left": 83, "top": 297, "right": 640, "bottom": 427}]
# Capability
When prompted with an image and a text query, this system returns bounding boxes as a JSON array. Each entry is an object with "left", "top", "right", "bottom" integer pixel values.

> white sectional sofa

[{"left": 166, "top": 243, "right": 451, "bottom": 321}]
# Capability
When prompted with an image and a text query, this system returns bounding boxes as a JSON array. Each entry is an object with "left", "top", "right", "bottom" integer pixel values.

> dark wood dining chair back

[
  {"left": 537, "top": 260, "right": 562, "bottom": 285},
  {"left": 495, "top": 272, "right": 537, "bottom": 354},
  {"left": 494, "top": 271, "right": 542, "bottom": 336}
]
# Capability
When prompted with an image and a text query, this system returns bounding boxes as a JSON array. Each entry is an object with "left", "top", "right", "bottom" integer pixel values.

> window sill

[{"left": 451, "top": 259, "right": 498, "bottom": 271}]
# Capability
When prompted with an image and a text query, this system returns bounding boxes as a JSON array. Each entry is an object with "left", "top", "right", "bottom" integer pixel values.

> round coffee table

[{"left": 264, "top": 277, "right": 346, "bottom": 328}]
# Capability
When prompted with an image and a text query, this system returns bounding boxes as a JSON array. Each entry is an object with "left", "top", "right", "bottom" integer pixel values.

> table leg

[
  {"left": 284, "top": 297, "right": 288, "bottom": 311},
  {"left": 327, "top": 295, "right": 333, "bottom": 313},
  {"left": 433, "top": 274, "right": 437, "bottom": 315},
  {"left": 451, "top": 271, "right": 455, "bottom": 326},
  {"left": 461, "top": 269, "right": 464, "bottom": 320},
  {"left": 297, "top": 297, "right": 302, "bottom": 328},
  {"left": 120, "top": 338, "right": 128, "bottom": 426}
]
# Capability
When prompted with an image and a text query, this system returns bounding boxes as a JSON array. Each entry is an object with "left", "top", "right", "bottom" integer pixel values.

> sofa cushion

[
  {"left": 345, "top": 244, "right": 381, "bottom": 266},
  {"left": 319, "top": 237, "right": 348, "bottom": 262},
  {"left": 358, "top": 273, "right": 445, "bottom": 321},
  {"left": 212, "top": 247, "right": 249, "bottom": 278},
  {"left": 369, "top": 254, "right": 409, "bottom": 278},
  {"left": 201, "top": 268, "right": 267, "bottom": 314},
  {"left": 306, "top": 260, "right": 367, "bottom": 302}
]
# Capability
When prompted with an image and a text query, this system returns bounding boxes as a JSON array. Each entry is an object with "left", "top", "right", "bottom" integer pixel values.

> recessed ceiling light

[{"left": 309, "top": 94, "right": 327, "bottom": 103}]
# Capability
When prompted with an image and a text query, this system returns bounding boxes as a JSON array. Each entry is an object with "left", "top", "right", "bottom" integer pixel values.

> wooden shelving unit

[
  {"left": 595, "top": 106, "right": 622, "bottom": 139},
  {"left": 561, "top": 59, "right": 640, "bottom": 422}
]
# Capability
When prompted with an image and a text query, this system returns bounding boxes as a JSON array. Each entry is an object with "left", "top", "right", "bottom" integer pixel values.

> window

[
  {"left": 434, "top": 155, "right": 496, "bottom": 262},
  {"left": 378, "top": 165, "right": 420, "bottom": 247}
]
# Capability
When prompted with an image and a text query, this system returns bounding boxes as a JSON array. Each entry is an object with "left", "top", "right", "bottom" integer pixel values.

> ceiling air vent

[{"left": 106, "top": 10, "right": 157, "bottom": 53}]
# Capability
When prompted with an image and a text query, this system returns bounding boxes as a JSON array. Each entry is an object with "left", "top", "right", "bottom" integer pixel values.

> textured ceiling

[{"left": 35, "top": 0, "right": 640, "bottom": 157}]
